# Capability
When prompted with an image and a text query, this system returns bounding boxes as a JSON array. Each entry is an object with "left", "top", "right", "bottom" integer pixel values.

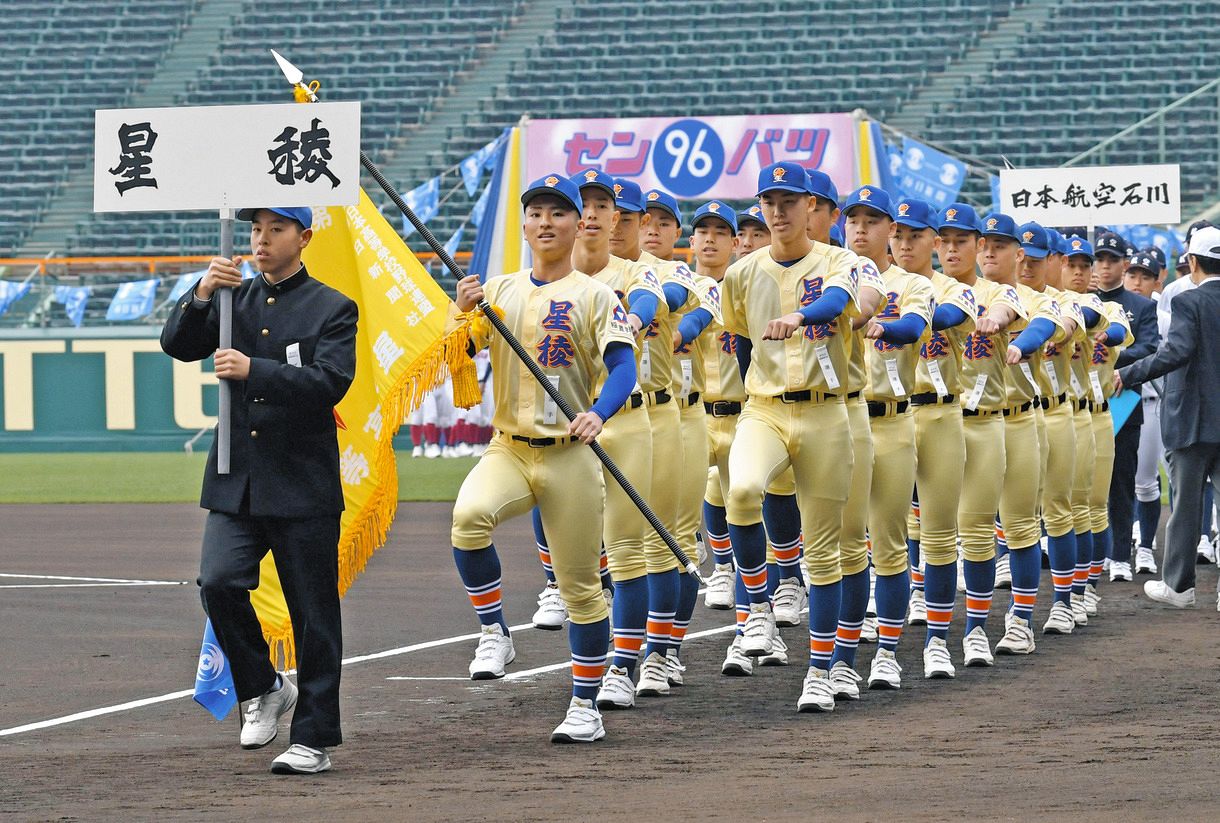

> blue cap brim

[
  {"left": 1067, "top": 252, "right": 1094, "bottom": 260},
  {"left": 236, "top": 207, "right": 311, "bottom": 229},
  {"left": 521, "top": 186, "right": 580, "bottom": 213},
  {"left": 1021, "top": 245, "right": 1050, "bottom": 259},
  {"left": 738, "top": 215, "right": 767, "bottom": 229},
  {"left": 982, "top": 230, "right": 1020, "bottom": 241},
  {"left": 646, "top": 204, "right": 681, "bottom": 223},
  {"left": 577, "top": 181, "right": 616, "bottom": 199},
  {"left": 615, "top": 201, "right": 645, "bottom": 214},
  {"left": 844, "top": 203, "right": 893, "bottom": 220},
  {"left": 756, "top": 183, "right": 810, "bottom": 196},
  {"left": 895, "top": 217, "right": 934, "bottom": 230},
  {"left": 694, "top": 213, "right": 736, "bottom": 232}
]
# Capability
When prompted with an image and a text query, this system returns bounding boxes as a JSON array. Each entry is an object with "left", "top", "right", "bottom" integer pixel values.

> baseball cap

[
  {"left": 894, "top": 198, "right": 936, "bottom": 230},
  {"left": 936, "top": 203, "right": 982, "bottom": 234},
  {"left": 521, "top": 173, "right": 582, "bottom": 213},
  {"left": 829, "top": 223, "right": 845, "bottom": 247},
  {"left": 571, "top": 168, "right": 615, "bottom": 199},
  {"left": 644, "top": 189, "right": 683, "bottom": 225},
  {"left": 1126, "top": 251, "right": 1162, "bottom": 276},
  {"left": 842, "top": 186, "right": 896, "bottom": 220},
  {"left": 757, "top": 161, "right": 812, "bottom": 196},
  {"left": 805, "top": 170, "right": 839, "bottom": 207},
  {"left": 1184, "top": 219, "right": 1215, "bottom": 246},
  {"left": 691, "top": 199, "right": 737, "bottom": 233},
  {"left": 1140, "top": 245, "right": 1167, "bottom": 270},
  {"left": 1046, "top": 228, "right": 1067, "bottom": 256},
  {"left": 980, "top": 213, "right": 1020, "bottom": 241},
  {"left": 1018, "top": 222, "right": 1053, "bottom": 259},
  {"left": 1094, "top": 231, "right": 1126, "bottom": 259},
  {"left": 1064, "top": 235, "right": 1094, "bottom": 260},
  {"left": 1186, "top": 225, "right": 1220, "bottom": 260},
  {"left": 737, "top": 206, "right": 767, "bottom": 230},
  {"left": 612, "top": 178, "right": 646, "bottom": 213},
  {"left": 236, "top": 207, "right": 313, "bottom": 230}
]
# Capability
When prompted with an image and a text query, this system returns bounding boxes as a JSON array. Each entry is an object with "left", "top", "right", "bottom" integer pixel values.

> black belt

[
  {"left": 647, "top": 389, "right": 671, "bottom": 405},
  {"left": 594, "top": 392, "right": 643, "bottom": 409},
  {"left": 962, "top": 407, "right": 1002, "bottom": 417},
  {"left": 704, "top": 400, "right": 742, "bottom": 417},
  {"left": 1090, "top": 400, "right": 1110, "bottom": 413},
  {"left": 780, "top": 390, "right": 813, "bottom": 402},
  {"left": 1040, "top": 392, "right": 1068, "bottom": 410},
  {"left": 910, "top": 392, "right": 956, "bottom": 406},
  {"left": 1076, "top": 398, "right": 1089, "bottom": 413},
  {"left": 511, "top": 435, "right": 575, "bottom": 447},
  {"left": 680, "top": 391, "right": 701, "bottom": 406},
  {"left": 846, "top": 390, "right": 862, "bottom": 399},
  {"left": 867, "top": 400, "right": 910, "bottom": 417},
  {"left": 1003, "top": 401, "right": 1034, "bottom": 417}
]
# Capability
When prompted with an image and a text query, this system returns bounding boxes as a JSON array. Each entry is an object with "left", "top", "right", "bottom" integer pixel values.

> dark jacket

[
  {"left": 1120, "top": 279, "right": 1220, "bottom": 451},
  {"left": 1099, "top": 284, "right": 1159, "bottom": 426},
  {"left": 161, "top": 265, "right": 358, "bottom": 517}
]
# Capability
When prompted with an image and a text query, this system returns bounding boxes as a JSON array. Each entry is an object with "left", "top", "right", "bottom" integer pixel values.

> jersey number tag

[
  {"left": 543, "top": 375, "right": 561, "bottom": 425},
  {"left": 1018, "top": 361, "right": 1037, "bottom": 392},
  {"left": 926, "top": 359, "right": 948, "bottom": 397},
  {"left": 1069, "top": 370, "right": 1085, "bottom": 399},
  {"left": 1088, "top": 370, "right": 1105, "bottom": 404},
  {"left": 640, "top": 341, "right": 652, "bottom": 384},
  {"left": 964, "top": 374, "right": 987, "bottom": 411},
  {"left": 885, "top": 357, "right": 906, "bottom": 397},
  {"left": 1043, "top": 360, "right": 1060, "bottom": 396},
  {"left": 815, "top": 345, "right": 840, "bottom": 390},
  {"left": 679, "top": 359, "right": 693, "bottom": 398}
]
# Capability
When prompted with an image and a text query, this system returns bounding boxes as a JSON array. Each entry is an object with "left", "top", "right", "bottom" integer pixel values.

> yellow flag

[{"left": 251, "top": 189, "right": 478, "bottom": 668}]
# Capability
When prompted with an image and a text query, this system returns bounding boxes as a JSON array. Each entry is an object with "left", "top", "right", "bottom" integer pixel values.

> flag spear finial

[{"left": 270, "top": 48, "right": 319, "bottom": 102}]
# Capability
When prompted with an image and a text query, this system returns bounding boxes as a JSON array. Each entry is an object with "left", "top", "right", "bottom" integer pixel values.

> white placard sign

[
  {"left": 94, "top": 102, "right": 360, "bottom": 212},
  {"left": 999, "top": 164, "right": 1180, "bottom": 227}
]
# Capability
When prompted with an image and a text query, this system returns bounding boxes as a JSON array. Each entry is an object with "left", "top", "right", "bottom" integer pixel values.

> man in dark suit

[
  {"left": 161, "top": 207, "right": 358, "bottom": 774},
  {"left": 1094, "top": 230, "right": 1160, "bottom": 581},
  {"left": 1118, "top": 226, "right": 1220, "bottom": 608}
]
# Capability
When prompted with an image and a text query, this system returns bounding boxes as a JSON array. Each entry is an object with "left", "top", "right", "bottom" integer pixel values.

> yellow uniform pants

[
  {"left": 1089, "top": 410, "right": 1115, "bottom": 533},
  {"left": 1040, "top": 401, "right": 1077, "bottom": 538},
  {"left": 643, "top": 397, "right": 682, "bottom": 574},
  {"left": 839, "top": 396, "right": 875, "bottom": 576},
  {"left": 908, "top": 402, "right": 965, "bottom": 567},
  {"left": 999, "top": 409, "right": 1042, "bottom": 551},
  {"left": 1070, "top": 403, "right": 1096, "bottom": 534},
  {"left": 868, "top": 408, "right": 917, "bottom": 576},
  {"left": 598, "top": 400, "right": 652, "bottom": 582},
  {"left": 959, "top": 412, "right": 1006, "bottom": 562}
]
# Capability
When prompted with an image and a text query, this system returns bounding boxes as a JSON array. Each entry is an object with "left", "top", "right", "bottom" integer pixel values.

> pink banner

[{"left": 525, "top": 112, "right": 856, "bottom": 201}]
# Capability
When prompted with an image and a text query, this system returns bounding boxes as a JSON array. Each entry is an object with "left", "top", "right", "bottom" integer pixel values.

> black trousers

[
  {"left": 1108, "top": 416, "right": 1142, "bottom": 562},
  {"left": 199, "top": 510, "right": 343, "bottom": 748}
]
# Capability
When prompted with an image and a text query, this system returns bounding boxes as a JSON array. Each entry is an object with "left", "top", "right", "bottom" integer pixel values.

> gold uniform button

[
  {"left": 250, "top": 430, "right": 259, "bottom": 438},
  {"left": 261, "top": 328, "right": 270, "bottom": 336},
  {"left": 266, "top": 297, "right": 276, "bottom": 305}
]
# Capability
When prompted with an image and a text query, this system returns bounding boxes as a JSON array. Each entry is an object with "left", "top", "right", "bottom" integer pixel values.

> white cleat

[
  {"left": 995, "top": 616, "right": 1036, "bottom": 655},
  {"left": 1042, "top": 601, "right": 1076, "bottom": 635},
  {"left": 797, "top": 667, "right": 836, "bottom": 713},
  {"left": 859, "top": 615, "right": 878, "bottom": 643},
  {"left": 721, "top": 636, "right": 753, "bottom": 677},
  {"left": 531, "top": 581, "right": 568, "bottom": 630},
  {"left": 994, "top": 554, "right": 1012, "bottom": 589},
  {"left": 423, "top": 443, "right": 441, "bottom": 458},
  {"left": 239, "top": 675, "right": 298, "bottom": 749},
  {"left": 469, "top": 624, "right": 516, "bottom": 680},
  {"left": 595, "top": 665, "right": 636, "bottom": 710},
  {"left": 962, "top": 626, "right": 994, "bottom": 667},
  {"left": 411, "top": 445, "right": 423, "bottom": 458},
  {"left": 867, "top": 648, "right": 902, "bottom": 690},
  {"left": 1143, "top": 580, "right": 1196, "bottom": 608},
  {"left": 829, "top": 660, "right": 862, "bottom": 700},
  {"left": 665, "top": 650, "right": 686, "bottom": 686},
  {"left": 1135, "top": 546, "right": 1158, "bottom": 575},
  {"left": 551, "top": 697, "right": 605, "bottom": 743},
  {"left": 1109, "top": 560, "right": 1133, "bottom": 582},
  {"left": 634, "top": 651, "right": 670, "bottom": 697},
  {"left": 772, "top": 579, "right": 807, "bottom": 627},
  {"left": 923, "top": 637, "right": 956, "bottom": 680},
  {"left": 703, "top": 564, "right": 735, "bottom": 610},
  {"left": 956, "top": 558, "right": 967, "bottom": 594},
  {"left": 1070, "top": 592, "right": 1089, "bottom": 626},
  {"left": 906, "top": 590, "right": 927, "bottom": 626},
  {"left": 1197, "top": 535, "right": 1216, "bottom": 564},
  {"left": 696, "top": 536, "right": 707, "bottom": 565},
  {"left": 270, "top": 743, "right": 331, "bottom": 775},
  {"left": 740, "top": 603, "right": 775, "bottom": 657},
  {"left": 759, "top": 632, "right": 789, "bottom": 667},
  {"left": 1083, "top": 583, "right": 1100, "bottom": 616}
]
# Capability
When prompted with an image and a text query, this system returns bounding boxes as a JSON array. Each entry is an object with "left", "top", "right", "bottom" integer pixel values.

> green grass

[{"left": 0, "top": 452, "right": 476, "bottom": 504}]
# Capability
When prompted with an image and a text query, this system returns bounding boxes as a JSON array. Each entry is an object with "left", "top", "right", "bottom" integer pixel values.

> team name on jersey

[
  {"left": 799, "top": 277, "right": 836, "bottom": 341},
  {"left": 536, "top": 299, "right": 576, "bottom": 368},
  {"left": 921, "top": 331, "right": 951, "bottom": 359},
  {"left": 963, "top": 304, "right": 994, "bottom": 360},
  {"left": 872, "top": 290, "right": 902, "bottom": 352}
]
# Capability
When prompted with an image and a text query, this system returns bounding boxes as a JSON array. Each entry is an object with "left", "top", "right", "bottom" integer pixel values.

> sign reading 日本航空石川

[
  {"left": 998, "top": 164, "right": 1180, "bottom": 227},
  {"left": 93, "top": 102, "right": 361, "bottom": 212}
]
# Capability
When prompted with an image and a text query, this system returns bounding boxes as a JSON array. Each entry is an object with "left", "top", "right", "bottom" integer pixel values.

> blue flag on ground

[
  {"left": 105, "top": 279, "right": 158, "bottom": 322},
  {"left": 53, "top": 285, "right": 91, "bottom": 327},
  {"left": 193, "top": 619, "right": 237, "bottom": 721},
  {"left": 0, "top": 279, "right": 31, "bottom": 316},
  {"left": 400, "top": 176, "right": 441, "bottom": 238}
]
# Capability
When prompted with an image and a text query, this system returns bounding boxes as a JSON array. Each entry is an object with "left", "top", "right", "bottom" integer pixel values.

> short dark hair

[{"left": 1194, "top": 254, "right": 1220, "bottom": 276}]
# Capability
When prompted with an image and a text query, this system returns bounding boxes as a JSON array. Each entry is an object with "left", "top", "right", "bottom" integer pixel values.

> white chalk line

[
  {"left": 0, "top": 573, "right": 188, "bottom": 586},
  {"left": 1, "top": 583, "right": 188, "bottom": 589}
]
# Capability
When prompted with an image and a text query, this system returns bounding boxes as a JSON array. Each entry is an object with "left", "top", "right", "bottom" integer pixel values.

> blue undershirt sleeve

[
  {"left": 625, "top": 289, "right": 658, "bottom": 329},
  {"left": 677, "top": 308, "right": 713, "bottom": 345},
  {"left": 931, "top": 303, "right": 968, "bottom": 331},
  {"left": 1012, "top": 316, "right": 1057, "bottom": 356},
  {"left": 662, "top": 281, "right": 691, "bottom": 312},
  {"left": 734, "top": 335, "right": 753, "bottom": 382},
  {"left": 1080, "top": 306, "right": 1102, "bottom": 328},
  {"left": 878, "top": 313, "right": 928, "bottom": 345},
  {"left": 795, "top": 285, "right": 850, "bottom": 325},
  {"left": 1103, "top": 322, "right": 1126, "bottom": 346},
  {"left": 589, "top": 341, "right": 636, "bottom": 422}
]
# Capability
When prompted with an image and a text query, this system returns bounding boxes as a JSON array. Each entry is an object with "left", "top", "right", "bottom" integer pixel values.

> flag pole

[
  {"left": 269, "top": 50, "right": 700, "bottom": 582},
  {"left": 216, "top": 207, "right": 235, "bottom": 474}
]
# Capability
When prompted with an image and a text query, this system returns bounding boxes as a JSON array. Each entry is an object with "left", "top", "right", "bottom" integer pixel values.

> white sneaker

[
  {"left": 1103, "top": 557, "right": 1111, "bottom": 573},
  {"left": 454, "top": 442, "right": 474, "bottom": 457},
  {"left": 962, "top": 626, "right": 994, "bottom": 667},
  {"left": 1143, "top": 580, "right": 1196, "bottom": 608},
  {"left": 868, "top": 649, "right": 902, "bottom": 690},
  {"left": 1131, "top": 521, "right": 1141, "bottom": 547},
  {"left": 1070, "top": 592, "right": 1089, "bottom": 626},
  {"left": 759, "top": 632, "right": 789, "bottom": 666},
  {"left": 994, "top": 554, "right": 1012, "bottom": 589},
  {"left": 772, "top": 579, "right": 807, "bottom": 627},
  {"left": 1083, "top": 583, "right": 1100, "bottom": 617},
  {"left": 797, "top": 667, "right": 836, "bottom": 713},
  {"left": 595, "top": 665, "right": 635, "bottom": 710},
  {"left": 696, "top": 536, "right": 707, "bottom": 565},
  {"left": 1042, "top": 601, "right": 1075, "bottom": 635},
  {"left": 907, "top": 590, "right": 927, "bottom": 626},
  {"left": 424, "top": 443, "right": 441, "bottom": 458},
  {"left": 740, "top": 603, "right": 775, "bottom": 657},
  {"left": 1109, "top": 560, "right": 1133, "bottom": 582},
  {"left": 995, "top": 616, "right": 1036, "bottom": 655},
  {"left": 471, "top": 443, "right": 487, "bottom": 456},
  {"left": 635, "top": 651, "right": 670, "bottom": 696},
  {"left": 602, "top": 587, "right": 614, "bottom": 611},
  {"left": 531, "top": 582, "right": 568, "bottom": 630},
  {"left": 551, "top": 697, "right": 605, "bottom": 743},
  {"left": 469, "top": 624, "right": 515, "bottom": 679},
  {"left": 721, "top": 636, "right": 753, "bottom": 677},
  {"left": 442, "top": 445, "right": 457, "bottom": 458},
  {"left": 270, "top": 743, "right": 331, "bottom": 775},
  {"left": 239, "top": 676, "right": 298, "bottom": 749},
  {"left": 665, "top": 649, "right": 686, "bottom": 686},
  {"left": 704, "top": 564, "right": 735, "bottom": 610},
  {"left": 859, "top": 615, "right": 878, "bottom": 643},
  {"left": 411, "top": 445, "right": 423, "bottom": 458},
  {"left": 923, "top": 637, "right": 955, "bottom": 680},
  {"left": 1135, "top": 546, "right": 1158, "bottom": 574},
  {"left": 829, "top": 661, "right": 862, "bottom": 700},
  {"left": 956, "top": 558, "right": 967, "bottom": 593},
  {"left": 1197, "top": 536, "right": 1216, "bottom": 564}
]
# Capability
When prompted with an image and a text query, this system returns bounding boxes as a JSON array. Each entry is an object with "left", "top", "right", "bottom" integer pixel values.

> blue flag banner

[
  {"left": 400, "top": 176, "right": 441, "bottom": 238},
  {"left": 469, "top": 126, "right": 513, "bottom": 282},
  {"left": 53, "top": 285, "right": 91, "bottom": 327},
  {"left": 193, "top": 619, "right": 237, "bottom": 721},
  {"left": 168, "top": 271, "right": 204, "bottom": 303},
  {"left": 241, "top": 260, "right": 257, "bottom": 280},
  {"left": 105, "top": 278, "right": 158, "bottom": 322},
  {"left": 990, "top": 174, "right": 1003, "bottom": 213},
  {"left": 470, "top": 179, "right": 493, "bottom": 229},
  {"left": 896, "top": 137, "right": 967, "bottom": 207},
  {"left": 460, "top": 138, "right": 499, "bottom": 197},
  {"left": 0, "top": 279, "right": 32, "bottom": 316},
  {"left": 1110, "top": 224, "right": 1186, "bottom": 256},
  {"left": 444, "top": 223, "right": 465, "bottom": 259}
]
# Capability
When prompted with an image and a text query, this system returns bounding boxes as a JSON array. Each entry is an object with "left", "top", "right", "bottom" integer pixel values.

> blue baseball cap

[
  {"left": 805, "top": 170, "right": 839, "bottom": 207},
  {"left": 737, "top": 205, "right": 767, "bottom": 230},
  {"left": 1047, "top": 228, "right": 1068, "bottom": 256},
  {"left": 691, "top": 199, "right": 737, "bottom": 233},
  {"left": 936, "top": 203, "right": 982, "bottom": 234},
  {"left": 1018, "top": 222, "right": 1053, "bottom": 259},
  {"left": 757, "top": 161, "right": 812, "bottom": 196},
  {"left": 829, "top": 223, "right": 845, "bottom": 247},
  {"left": 612, "top": 178, "right": 646, "bottom": 213},
  {"left": 842, "top": 186, "right": 896, "bottom": 220},
  {"left": 1064, "top": 235, "right": 1094, "bottom": 260},
  {"left": 570, "top": 168, "right": 616, "bottom": 199},
  {"left": 1094, "top": 230, "right": 1127, "bottom": 259},
  {"left": 894, "top": 198, "right": 937, "bottom": 230},
  {"left": 644, "top": 189, "right": 683, "bottom": 225},
  {"left": 521, "top": 173, "right": 582, "bottom": 213},
  {"left": 236, "top": 206, "right": 313, "bottom": 230},
  {"left": 981, "top": 213, "right": 1020, "bottom": 241}
]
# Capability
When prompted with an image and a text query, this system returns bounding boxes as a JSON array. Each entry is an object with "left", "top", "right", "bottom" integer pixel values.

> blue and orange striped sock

[
  {"left": 1090, "top": 527, "right": 1111, "bottom": 585},
  {"left": 734, "top": 569, "right": 749, "bottom": 636},
  {"left": 611, "top": 575, "right": 648, "bottom": 675},
  {"left": 1047, "top": 531, "right": 1076, "bottom": 607},
  {"left": 645, "top": 569, "right": 678, "bottom": 658},
  {"left": 703, "top": 502, "right": 734, "bottom": 567},
  {"left": 874, "top": 569, "right": 908, "bottom": 652},
  {"left": 1072, "top": 530, "right": 1093, "bottom": 595},
  {"left": 908, "top": 539, "right": 924, "bottom": 593},
  {"left": 670, "top": 571, "right": 700, "bottom": 654},
  {"left": 452, "top": 545, "right": 508, "bottom": 634},
  {"left": 599, "top": 547, "right": 613, "bottom": 593},
  {"left": 728, "top": 521, "right": 769, "bottom": 604},
  {"left": 1009, "top": 544, "right": 1040, "bottom": 622},
  {"left": 569, "top": 617, "right": 609, "bottom": 701},
  {"left": 963, "top": 557, "right": 995, "bottom": 634},
  {"left": 532, "top": 508, "right": 556, "bottom": 584},
  {"left": 763, "top": 492, "right": 804, "bottom": 583},
  {"left": 995, "top": 515, "right": 1009, "bottom": 559},
  {"left": 830, "top": 568, "right": 869, "bottom": 670},
  {"left": 923, "top": 560, "right": 955, "bottom": 643},
  {"left": 807, "top": 580, "right": 841, "bottom": 670}
]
